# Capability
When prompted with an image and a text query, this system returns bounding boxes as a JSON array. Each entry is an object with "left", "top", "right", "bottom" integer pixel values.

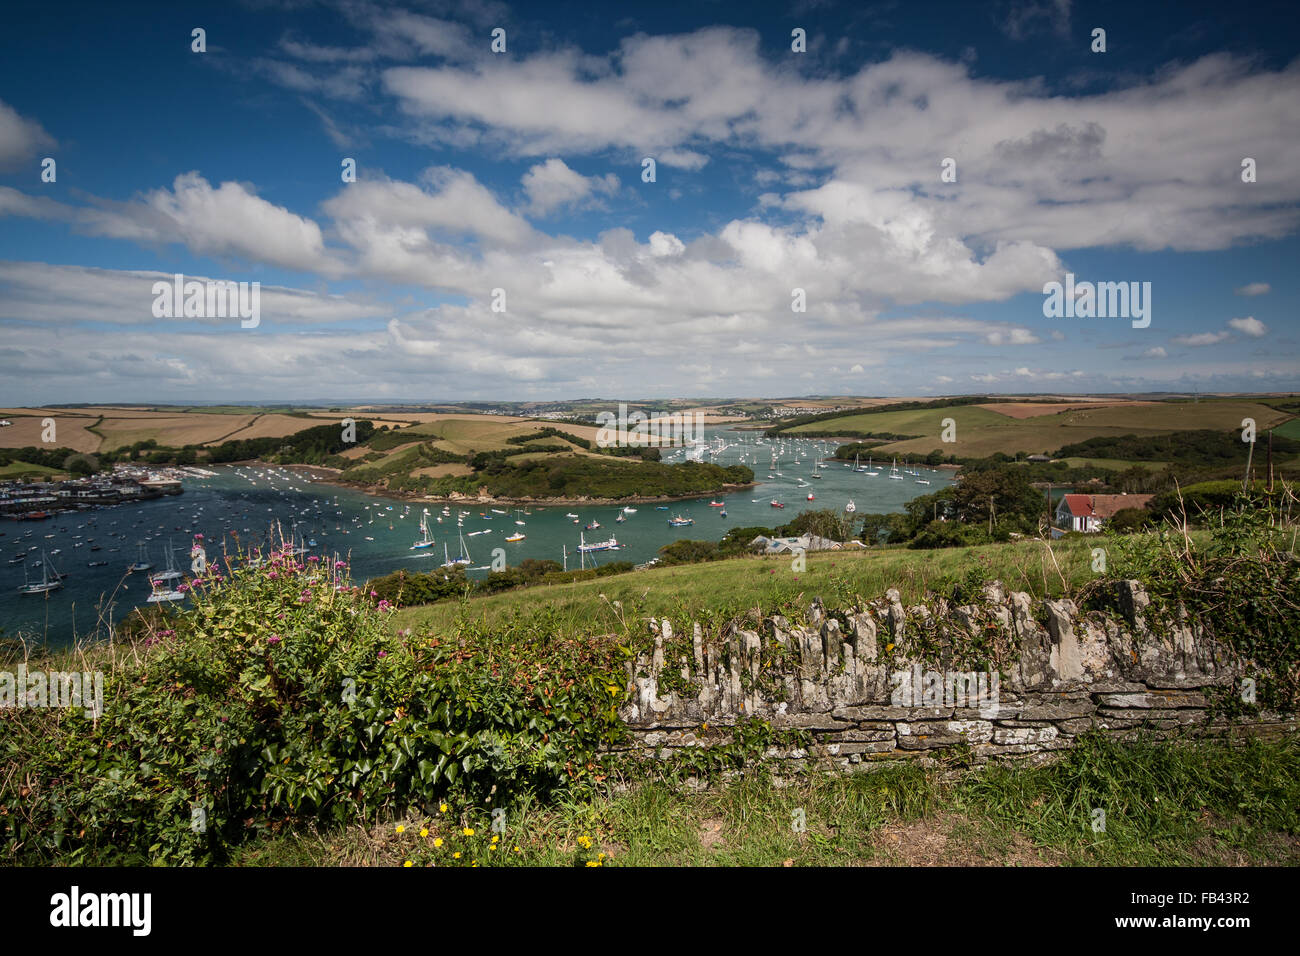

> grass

[
  {"left": 1058, "top": 457, "right": 1169, "bottom": 471},
  {"left": 95, "top": 413, "right": 258, "bottom": 451},
  {"left": 229, "top": 734, "right": 1299, "bottom": 867},
  {"left": 0, "top": 460, "right": 61, "bottom": 478},
  {"left": 392, "top": 534, "right": 1112, "bottom": 636},
  {"left": 785, "top": 399, "right": 1290, "bottom": 459},
  {"left": 786, "top": 404, "right": 1009, "bottom": 441},
  {"left": 1274, "top": 417, "right": 1300, "bottom": 441}
]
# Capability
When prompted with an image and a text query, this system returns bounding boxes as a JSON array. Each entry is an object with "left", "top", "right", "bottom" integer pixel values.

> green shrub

[{"left": 1, "top": 548, "right": 627, "bottom": 864}]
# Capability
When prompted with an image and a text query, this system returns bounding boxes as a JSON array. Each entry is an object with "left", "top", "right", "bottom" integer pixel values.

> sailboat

[
  {"left": 150, "top": 539, "right": 183, "bottom": 585},
  {"left": 18, "top": 551, "right": 64, "bottom": 595},
  {"left": 441, "top": 530, "right": 471, "bottom": 568},
  {"left": 147, "top": 576, "right": 187, "bottom": 603},
  {"left": 128, "top": 541, "right": 153, "bottom": 572},
  {"left": 864, "top": 456, "right": 880, "bottom": 477},
  {"left": 889, "top": 458, "right": 904, "bottom": 480},
  {"left": 411, "top": 513, "right": 435, "bottom": 550},
  {"left": 285, "top": 520, "right": 309, "bottom": 556}
]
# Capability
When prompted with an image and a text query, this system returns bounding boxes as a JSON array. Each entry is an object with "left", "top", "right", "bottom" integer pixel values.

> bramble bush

[{"left": 1, "top": 543, "right": 627, "bottom": 864}]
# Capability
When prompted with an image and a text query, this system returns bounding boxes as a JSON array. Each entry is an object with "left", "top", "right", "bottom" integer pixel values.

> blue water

[{"left": 0, "top": 426, "right": 950, "bottom": 644}]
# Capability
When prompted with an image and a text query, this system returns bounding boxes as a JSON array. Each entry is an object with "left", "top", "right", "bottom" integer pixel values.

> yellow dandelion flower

[
  {"left": 395, "top": 825, "right": 405, "bottom": 834},
  {"left": 403, "top": 860, "right": 413, "bottom": 867},
  {"left": 453, "top": 851, "right": 461, "bottom": 859},
  {"left": 420, "top": 828, "right": 429, "bottom": 838},
  {"left": 491, "top": 835, "right": 499, "bottom": 843},
  {"left": 462, "top": 827, "right": 475, "bottom": 836},
  {"left": 433, "top": 838, "right": 444, "bottom": 848},
  {"left": 513, "top": 846, "right": 521, "bottom": 853},
  {"left": 439, "top": 803, "right": 448, "bottom": 813},
  {"left": 489, "top": 844, "right": 497, "bottom": 851},
  {"left": 585, "top": 860, "right": 600, "bottom": 867}
]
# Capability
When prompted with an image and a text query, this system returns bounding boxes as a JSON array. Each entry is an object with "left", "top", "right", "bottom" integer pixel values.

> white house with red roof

[{"left": 1055, "top": 493, "right": 1154, "bottom": 533}]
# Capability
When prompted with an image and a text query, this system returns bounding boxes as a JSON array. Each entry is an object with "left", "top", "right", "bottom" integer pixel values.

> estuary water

[{"left": 0, "top": 426, "right": 950, "bottom": 645}]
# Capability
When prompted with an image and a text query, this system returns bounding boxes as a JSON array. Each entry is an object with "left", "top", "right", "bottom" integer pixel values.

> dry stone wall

[{"left": 614, "top": 580, "right": 1297, "bottom": 771}]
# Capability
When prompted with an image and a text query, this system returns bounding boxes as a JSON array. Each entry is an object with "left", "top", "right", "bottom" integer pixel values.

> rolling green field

[
  {"left": 784, "top": 398, "right": 1292, "bottom": 459},
  {"left": 392, "top": 534, "right": 1113, "bottom": 637},
  {"left": 1057, "top": 457, "right": 1169, "bottom": 471},
  {"left": 785, "top": 404, "right": 1009, "bottom": 443},
  {"left": 0, "top": 460, "right": 60, "bottom": 479}
]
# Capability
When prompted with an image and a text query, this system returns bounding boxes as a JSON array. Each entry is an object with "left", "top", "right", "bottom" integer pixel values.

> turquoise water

[{"left": 0, "top": 427, "right": 949, "bottom": 644}]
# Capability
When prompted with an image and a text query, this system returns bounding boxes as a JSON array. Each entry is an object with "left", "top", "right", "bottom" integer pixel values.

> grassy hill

[
  {"left": 392, "top": 533, "right": 1115, "bottom": 636},
  {"left": 781, "top": 397, "right": 1294, "bottom": 459},
  {"left": 0, "top": 460, "right": 61, "bottom": 479}
]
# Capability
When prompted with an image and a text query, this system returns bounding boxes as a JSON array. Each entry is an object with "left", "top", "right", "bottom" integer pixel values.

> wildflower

[
  {"left": 378, "top": 650, "right": 387, "bottom": 659},
  {"left": 370, "top": 590, "right": 379, "bottom": 598},
  {"left": 439, "top": 803, "right": 448, "bottom": 813},
  {"left": 419, "top": 827, "right": 428, "bottom": 838},
  {"left": 395, "top": 825, "right": 405, "bottom": 834},
  {"left": 462, "top": 827, "right": 474, "bottom": 836},
  {"left": 453, "top": 851, "right": 461, "bottom": 859},
  {"left": 433, "top": 838, "right": 443, "bottom": 848},
  {"left": 491, "top": 835, "right": 499, "bottom": 843},
  {"left": 513, "top": 846, "right": 521, "bottom": 853},
  {"left": 267, "top": 635, "right": 282, "bottom": 645},
  {"left": 577, "top": 835, "right": 592, "bottom": 849},
  {"left": 585, "top": 860, "right": 600, "bottom": 867},
  {"left": 403, "top": 860, "right": 413, "bottom": 868}
]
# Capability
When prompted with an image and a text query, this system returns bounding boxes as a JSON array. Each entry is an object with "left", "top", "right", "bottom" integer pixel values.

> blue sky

[{"left": 0, "top": 0, "right": 1297, "bottom": 403}]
